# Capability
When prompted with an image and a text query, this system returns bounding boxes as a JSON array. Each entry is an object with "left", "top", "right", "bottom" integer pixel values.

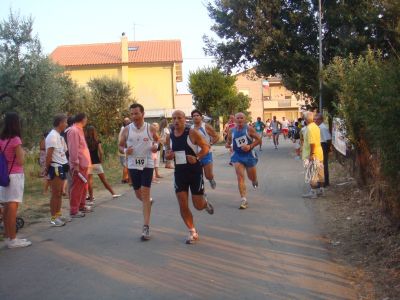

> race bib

[
  {"left": 133, "top": 156, "right": 146, "bottom": 170},
  {"left": 175, "top": 151, "right": 187, "bottom": 165},
  {"left": 235, "top": 135, "right": 248, "bottom": 148}
]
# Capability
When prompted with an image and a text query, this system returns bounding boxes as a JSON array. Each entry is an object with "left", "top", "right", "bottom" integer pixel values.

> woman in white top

[{"left": 45, "top": 114, "right": 69, "bottom": 227}]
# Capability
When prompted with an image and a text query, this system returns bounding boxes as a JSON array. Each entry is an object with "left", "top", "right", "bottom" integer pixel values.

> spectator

[
  {"left": 39, "top": 130, "right": 50, "bottom": 194},
  {"left": 45, "top": 114, "right": 70, "bottom": 227},
  {"left": 85, "top": 125, "right": 120, "bottom": 202},
  {"left": 0, "top": 112, "right": 32, "bottom": 248},
  {"left": 314, "top": 113, "right": 332, "bottom": 187},
  {"left": 118, "top": 117, "right": 131, "bottom": 184},
  {"left": 151, "top": 122, "right": 162, "bottom": 183},
  {"left": 160, "top": 118, "right": 173, "bottom": 169},
  {"left": 67, "top": 113, "right": 91, "bottom": 217}
]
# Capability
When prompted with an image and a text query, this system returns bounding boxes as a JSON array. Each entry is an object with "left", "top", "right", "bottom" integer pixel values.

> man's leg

[
  {"left": 79, "top": 168, "right": 89, "bottom": 211},
  {"left": 246, "top": 166, "right": 258, "bottom": 187},
  {"left": 134, "top": 186, "right": 151, "bottom": 226},
  {"left": 322, "top": 143, "right": 329, "bottom": 186},
  {"left": 176, "top": 191, "right": 194, "bottom": 229},
  {"left": 234, "top": 163, "right": 246, "bottom": 198},
  {"left": 70, "top": 173, "right": 84, "bottom": 215},
  {"left": 203, "top": 163, "right": 214, "bottom": 181}
]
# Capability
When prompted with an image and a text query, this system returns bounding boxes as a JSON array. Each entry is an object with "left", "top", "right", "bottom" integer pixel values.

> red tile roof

[{"left": 50, "top": 40, "right": 182, "bottom": 66}]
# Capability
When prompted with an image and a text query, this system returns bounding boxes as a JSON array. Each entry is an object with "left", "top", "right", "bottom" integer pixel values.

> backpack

[{"left": 0, "top": 139, "right": 16, "bottom": 187}]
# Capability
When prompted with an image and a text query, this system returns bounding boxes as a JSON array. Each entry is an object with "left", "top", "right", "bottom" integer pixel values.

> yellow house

[
  {"left": 235, "top": 68, "right": 307, "bottom": 122},
  {"left": 51, "top": 34, "right": 183, "bottom": 116}
]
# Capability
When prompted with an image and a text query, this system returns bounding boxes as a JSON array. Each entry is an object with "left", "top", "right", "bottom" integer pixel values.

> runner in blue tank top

[
  {"left": 226, "top": 112, "right": 261, "bottom": 209},
  {"left": 190, "top": 109, "right": 219, "bottom": 189}
]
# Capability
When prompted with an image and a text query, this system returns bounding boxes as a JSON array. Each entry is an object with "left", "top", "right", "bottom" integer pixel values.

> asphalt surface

[{"left": 0, "top": 139, "right": 357, "bottom": 300}]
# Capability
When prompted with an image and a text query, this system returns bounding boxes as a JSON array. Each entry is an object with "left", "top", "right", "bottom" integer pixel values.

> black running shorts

[
  {"left": 129, "top": 168, "right": 154, "bottom": 190},
  {"left": 174, "top": 170, "right": 204, "bottom": 195}
]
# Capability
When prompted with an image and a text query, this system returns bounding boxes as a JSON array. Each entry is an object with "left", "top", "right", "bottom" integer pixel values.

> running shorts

[
  {"left": 174, "top": 170, "right": 204, "bottom": 195},
  {"left": 129, "top": 168, "right": 154, "bottom": 190},
  {"left": 230, "top": 152, "right": 258, "bottom": 168},
  {"left": 282, "top": 128, "right": 289, "bottom": 134},
  {"left": 200, "top": 152, "right": 213, "bottom": 166}
]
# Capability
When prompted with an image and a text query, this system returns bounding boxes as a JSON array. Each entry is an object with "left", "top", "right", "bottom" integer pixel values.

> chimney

[{"left": 121, "top": 32, "right": 128, "bottom": 63}]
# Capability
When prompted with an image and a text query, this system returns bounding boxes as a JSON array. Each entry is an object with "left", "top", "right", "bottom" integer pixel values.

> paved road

[{"left": 0, "top": 139, "right": 357, "bottom": 300}]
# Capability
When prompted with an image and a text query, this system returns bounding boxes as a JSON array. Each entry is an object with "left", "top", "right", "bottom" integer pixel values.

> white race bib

[
  {"left": 175, "top": 151, "right": 187, "bottom": 165},
  {"left": 235, "top": 135, "right": 248, "bottom": 148},
  {"left": 133, "top": 156, "right": 147, "bottom": 170}
]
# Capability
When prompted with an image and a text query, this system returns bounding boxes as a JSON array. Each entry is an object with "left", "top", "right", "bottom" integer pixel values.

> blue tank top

[{"left": 232, "top": 125, "right": 253, "bottom": 155}]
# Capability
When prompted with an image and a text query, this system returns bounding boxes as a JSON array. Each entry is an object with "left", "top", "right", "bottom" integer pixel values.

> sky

[{"left": 0, "top": 0, "right": 217, "bottom": 93}]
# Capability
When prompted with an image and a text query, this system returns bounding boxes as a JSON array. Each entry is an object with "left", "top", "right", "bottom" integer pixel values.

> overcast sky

[{"left": 0, "top": 0, "right": 217, "bottom": 93}]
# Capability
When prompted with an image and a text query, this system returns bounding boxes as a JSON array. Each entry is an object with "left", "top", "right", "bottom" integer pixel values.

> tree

[
  {"left": 0, "top": 11, "right": 75, "bottom": 145},
  {"left": 188, "top": 67, "right": 250, "bottom": 118},
  {"left": 204, "top": 0, "right": 400, "bottom": 107},
  {"left": 86, "top": 77, "right": 132, "bottom": 136}
]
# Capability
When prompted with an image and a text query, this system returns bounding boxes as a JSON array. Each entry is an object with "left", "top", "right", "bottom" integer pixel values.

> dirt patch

[{"left": 312, "top": 161, "right": 400, "bottom": 299}]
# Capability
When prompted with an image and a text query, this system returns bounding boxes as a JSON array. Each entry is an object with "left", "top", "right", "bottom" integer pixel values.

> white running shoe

[
  {"left": 185, "top": 229, "right": 199, "bottom": 244},
  {"left": 112, "top": 194, "right": 121, "bottom": 198},
  {"left": 7, "top": 238, "right": 32, "bottom": 249},
  {"left": 239, "top": 198, "right": 248, "bottom": 209},
  {"left": 302, "top": 189, "right": 318, "bottom": 199},
  {"left": 50, "top": 217, "right": 66, "bottom": 227}
]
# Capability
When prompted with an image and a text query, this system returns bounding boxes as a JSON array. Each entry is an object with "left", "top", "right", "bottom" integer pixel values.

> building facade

[
  {"left": 51, "top": 35, "right": 184, "bottom": 116},
  {"left": 235, "top": 69, "right": 306, "bottom": 122}
]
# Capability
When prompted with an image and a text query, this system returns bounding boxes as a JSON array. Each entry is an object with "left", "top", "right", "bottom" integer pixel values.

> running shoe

[
  {"left": 209, "top": 179, "right": 216, "bottom": 189},
  {"left": 58, "top": 215, "right": 72, "bottom": 223},
  {"left": 252, "top": 181, "right": 259, "bottom": 189},
  {"left": 50, "top": 217, "right": 66, "bottom": 227},
  {"left": 302, "top": 189, "right": 318, "bottom": 199},
  {"left": 112, "top": 194, "right": 121, "bottom": 198},
  {"left": 185, "top": 229, "right": 199, "bottom": 244},
  {"left": 70, "top": 211, "right": 86, "bottom": 218},
  {"left": 7, "top": 238, "right": 32, "bottom": 248},
  {"left": 239, "top": 198, "right": 248, "bottom": 209},
  {"left": 80, "top": 205, "right": 93, "bottom": 213},
  {"left": 141, "top": 225, "right": 151, "bottom": 241},
  {"left": 205, "top": 198, "right": 214, "bottom": 215}
]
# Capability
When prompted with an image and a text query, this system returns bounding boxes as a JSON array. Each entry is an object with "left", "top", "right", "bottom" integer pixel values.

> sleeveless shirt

[
  {"left": 231, "top": 125, "right": 253, "bottom": 155},
  {"left": 126, "top": 122, "right": 154, "bottom": 169},
  {"left": 170, "top": 126, "right": 202, "bottom": 173}
]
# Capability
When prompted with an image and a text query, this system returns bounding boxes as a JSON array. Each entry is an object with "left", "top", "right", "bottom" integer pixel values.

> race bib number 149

[{"left": 133, "top": 157, "right": 146, "bottom": 169}]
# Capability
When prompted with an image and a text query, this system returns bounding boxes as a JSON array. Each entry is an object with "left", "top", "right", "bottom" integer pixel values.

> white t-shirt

[
  {"left": 319, "top": 123, "right": 332, "bottom": 143},
  {"left": 281, "top": 120, "right": 289, "bottom": 129},
  {"left": 45, "top": 129, "right": 68, "bottom": 165}
]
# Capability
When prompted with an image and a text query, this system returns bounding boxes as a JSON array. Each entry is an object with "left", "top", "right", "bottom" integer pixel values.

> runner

[
  {"left": 270, "top": 116, "right": 281, "bottom": 149},
  {"left": 281, "top": 117, "right": 290, "bottom": 140},
  {"left": 254, "top": 117, "right": 266, "bottom": 151},
  {"left": 190, "top": 109, "right": 219, "bottom": 189},
  {"left": 225, "top": 112, "right": 261, "bottom": 209},
  {"left": 165, "top": 110, "right": 214, "bottom": 244},
  {"left": 119, "top": 103, "right": 159, "bottom": 241}
]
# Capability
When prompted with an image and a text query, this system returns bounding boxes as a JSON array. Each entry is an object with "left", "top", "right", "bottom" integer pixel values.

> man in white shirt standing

[
  {"left": 281, "top": 117, "right": 290, "bottom": 140},
  {"left": 315, "top": 113, "right": 332, "bottom": 187}
]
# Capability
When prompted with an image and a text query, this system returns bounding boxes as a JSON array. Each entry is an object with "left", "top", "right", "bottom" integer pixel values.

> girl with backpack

[{"left": 0, "top": 112, "right": 31, "bottom": 248}]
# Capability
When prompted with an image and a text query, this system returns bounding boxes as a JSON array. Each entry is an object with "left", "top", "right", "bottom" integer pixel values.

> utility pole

[{"left": 318, "top": 0, "right": 323, "bottom": 111}]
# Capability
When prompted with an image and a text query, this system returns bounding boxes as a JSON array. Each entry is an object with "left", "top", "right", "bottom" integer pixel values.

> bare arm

[
  {"left": 15, "top": 144, "right": 25, "bottom": 166},
  {"left": 150, "top": 124, "right": 160, "bottom": 153},
  {"left": 187, "top": 129, "right": 209, "bottom": 164},
  {"left": 118, "top": 126, "right": 133, "bottom": 155},
  {"left": 244, "top": 126, "right": 261, "bottom": 152},
  {"left": 98, "top": 143, "right": 104, "bottom": 163},
  {"left": 165, "top": 134, "right": 174, "bottom": 160},
  {"left": 205, "top": 123, "right": 219, "bottom": 145},
  {"left": 45, "top": 147, "right": 54, "bottom": 173},
  {"left": 225, "top": 128, "right": 233, "bottom": 148}
]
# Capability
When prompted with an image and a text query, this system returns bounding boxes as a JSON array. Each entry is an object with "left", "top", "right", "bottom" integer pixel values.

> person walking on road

[
  {"left": 314, "top": 113, "right": 332, "bottom": 187},
  {"left": 190, "top": 109, "right": 219, "bottom": 189},
  {"left": 85, "top": 126, "right": 120, "bottom": 203},
  {"left": 67, "top": 113, "right": 92, "bottom": 217},
  {"left": 0, "top": 112, "right": 32, "bottom": 248},
  {"left": 302, "top": 112, "right": 325, "bottom": 199},
  {"left": 165, "top": 110, "right": 214, "bottom": 244},
  {"left": 254, "top": 117, "right": 266, "bottom": 151},
  {"left": 119, "top": 103, "right": 159, "bottom": 241},
  {"left": 225, "top": 112, "right": 261, "bottom": 209},
  {"left": 271, "top": 116, "right": 281, "bottom": 149},
  {"left": 45, "top": 114, "right": 70, "bottom": 227}
]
